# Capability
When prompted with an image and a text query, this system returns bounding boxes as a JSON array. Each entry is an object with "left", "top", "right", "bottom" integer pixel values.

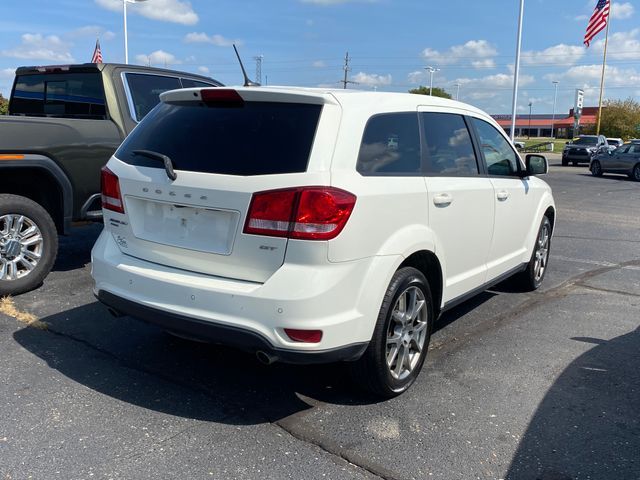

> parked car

[
  {"left": 562, "top": 135, "right": 608, "bottom": 166},
  {"left": 606, "top": 137, "right": 624, "bottom": 152},
  {"left": 91, "top": 87, "right": 555, "bottom": 397},
  {"left": 590, "top": 142, "right": 640, "bottom": 181},
  {"left": 0, "top": 63, "right": 221, "bottom": 295},
  {"left": 513, "top": 140, "right": 526, "bottom": 150}
]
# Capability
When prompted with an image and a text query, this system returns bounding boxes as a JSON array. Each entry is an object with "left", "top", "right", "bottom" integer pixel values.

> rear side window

[
  {"left": 357, "top": 113, "right": 421, "bottom": 175},
  {"left": 124, "top": 73, "right": 182, "bottom": 121},
  {"left": 421, "top": 113, "right": 478, "bottom": 176},
  {"left": 10, "top": 73, "right": 106, "bottom": 118},
  {"left": 472, "top": 118, "right": 521, "bottom": 177},
  {"left": 116, "top": 101, "right": 322, "bottom": 176}
]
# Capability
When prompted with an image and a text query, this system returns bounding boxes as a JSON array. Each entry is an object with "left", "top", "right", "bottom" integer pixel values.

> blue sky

[{"left": 0, "top": 0, "right": 638, "bottom": 114}]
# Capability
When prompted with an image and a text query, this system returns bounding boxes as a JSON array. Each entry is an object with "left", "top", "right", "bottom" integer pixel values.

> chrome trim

[{"left": 80, "top": 193, "right": 102, "bottom": 219}]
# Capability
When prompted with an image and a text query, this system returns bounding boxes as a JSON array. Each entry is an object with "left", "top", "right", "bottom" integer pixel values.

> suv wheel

[
  {"left": 351, "top": 267, "right": 433, "bottom": 397},
  {"left": 591, "top": 160, "right": 603, "bottom": 177},
  {"left": 0, "top": 194, "right": 58, "bottom": 296},
  {"left": 516, "top": 216, "right": 551, "bottom": 291},
  {"left": 631, "top": 163, "right": 640, "bottom": 182}
]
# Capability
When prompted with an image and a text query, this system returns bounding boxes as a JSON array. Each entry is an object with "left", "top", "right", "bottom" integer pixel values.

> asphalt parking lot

[{"left": 1, "top": 157, "right": 639, "bottom": 480}]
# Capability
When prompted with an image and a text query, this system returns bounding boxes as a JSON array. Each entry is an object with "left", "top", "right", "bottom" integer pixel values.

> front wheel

[
  {"left": 591, "top": 160, "right": 603, "bottom": 177},
  {"left": 0, "top": 194, "right": 58, "bottom": 296},
  {"left": 631, "top": 163, "right": 640, "bottom": 182},
  {"left": 516, "top": 216, "right": 551, "bottom": 291},
  {"left": 351, "top": 267, "right": 433, "bottom": 397}
]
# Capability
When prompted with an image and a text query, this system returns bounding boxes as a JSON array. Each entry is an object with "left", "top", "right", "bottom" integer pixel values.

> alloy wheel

[
  {"left": 533, "top": 222, "right": 550, "bottom": 283},
  {"left": 0, "top": 214, "right": 44, "bottom": 281},
  {"left": 386, "top": 286, "right": 429, "bottom": 381}
]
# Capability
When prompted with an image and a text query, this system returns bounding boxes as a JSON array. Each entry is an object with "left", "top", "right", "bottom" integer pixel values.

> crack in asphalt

[{"left": 8, "top": 258, "right": 639, "bottom": 480}]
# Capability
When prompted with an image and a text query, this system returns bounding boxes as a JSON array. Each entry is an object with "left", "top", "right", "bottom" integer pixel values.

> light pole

[
  {"left": 551, "top": 80, "right": 559, "bottom": 139},
  {"left": 123, "top": 0, "right": 150, "bottom": 64},
  {"left": 528, "top": 101, "right": 533, "bottom": 139},
  {"left": 453, "top": 83, "right": 461, "bottom": 101},
  {"left": 509, "top": 0, "right": 525, "bottom": 142},
  {"left": 425, "top": 66, "right": 440, "bottom": 95}
]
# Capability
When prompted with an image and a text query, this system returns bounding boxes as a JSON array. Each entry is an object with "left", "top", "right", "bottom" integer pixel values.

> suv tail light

[
  {"left": 101, "top": 166, "right": 124, "bottom": 213},
  {"left": 244, "top": 187, "right": 356, "bottom": 240}
]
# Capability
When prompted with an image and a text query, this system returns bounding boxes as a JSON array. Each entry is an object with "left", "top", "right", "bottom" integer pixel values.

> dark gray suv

[{"left": 562, "top": 135, "right": 608, "bottom": 166}]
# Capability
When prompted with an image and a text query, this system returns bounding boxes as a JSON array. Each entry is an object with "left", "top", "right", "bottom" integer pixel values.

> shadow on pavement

[
  {"left": 12, "top": 289, "right": 496, "bottom": 425},
  {"left": 506, "top": 326, "right": 640, "bottom": 480},
  {"left": 53, "top": 224, "right": 103, "bottom": 272}
]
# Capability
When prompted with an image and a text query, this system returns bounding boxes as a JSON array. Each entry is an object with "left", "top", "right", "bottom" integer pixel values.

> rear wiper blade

[{"left": 132, "top": 149, "right": 177, "bottom": 181}]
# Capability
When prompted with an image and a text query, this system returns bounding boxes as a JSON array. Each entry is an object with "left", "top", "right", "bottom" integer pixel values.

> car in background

[
  {"left": 562, "top": 135, "right": 608, "bottom": 166},
  {"left": 590, "top": 142, "right": 640, "bottom": 181},
  {"left": 606, "top": 138, "right": 624, "bottom": 152},
  {"left": 91, "top": 87, "right": 555, "bottom": 397},
  {"left": 513, "top": 140, "right": 525, "bottom": 150}
]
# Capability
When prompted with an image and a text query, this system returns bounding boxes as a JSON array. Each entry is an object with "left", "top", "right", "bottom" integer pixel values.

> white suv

[{"left": 92, "top": 87, "right": 555, "bottom": 397}]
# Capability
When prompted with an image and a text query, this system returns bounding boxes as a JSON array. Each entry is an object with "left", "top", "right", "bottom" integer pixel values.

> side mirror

[{"left": 525, "top": 154, "right": 548, "bottom": 176}]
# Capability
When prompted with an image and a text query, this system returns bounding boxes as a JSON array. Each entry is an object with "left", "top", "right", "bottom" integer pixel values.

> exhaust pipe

[
  {"left": 256, "top": 350, "right": 278, "bottom": 365},
  {"left": 106, "top": 307, "right": 123, "bottom": 318}
]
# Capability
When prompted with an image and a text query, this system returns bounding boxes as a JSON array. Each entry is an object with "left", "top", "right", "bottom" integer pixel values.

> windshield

[
  {"left": 573, "top": 137, "right": 598, "bottom": 145},
  {"left": 116, "top": 101, "right": 322, "bottom": 176}
]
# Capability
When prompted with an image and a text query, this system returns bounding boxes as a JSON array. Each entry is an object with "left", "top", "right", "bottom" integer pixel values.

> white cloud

[
  {"left": 301, "top": 0, "right": 377, "bottom": 4},
  {"left": 521, "top": 44, "right": 585, "bottom": 66},
  {"left": 407, "top": 70, "right": 425, "bottom": 84},
  {"left": 574, "top": 14, "right": 588, "bottom": 21},
  {"left": 197, "top": 66, "right": 209, "bottom": 74},
  {"left": 472, "top": 59, "right": 496, "bottom": 69},
  {"left": 184, "top": 32, "right": 240, "bottom": 47},
  {"left": 1, "top": 33, "right": 74, "bottom": 62},
  {"left": 612, "top": 2, "right": 634, "bottom": 19},
  {"left": 135, "top": 50, "right": 181, "bottom": 66},
  {"left": 422, "top": 40, "right": 497, "bottom": 66},
  {"left": 1, "top": 68, "right": 15, "bottom": 80},
  {"left": 351, "top": 72, "right": 392, "bottom": 87},
  {"left": 455, "top": 72, "right": 535, "bottom": 89},
  {"left": 592, "top": 29, "right": 640, "bottom": 60},
  {"left": 67, "top": 25, "right": 115, "bottom": 41},
  {"left": 312, "top": 60, "right": 326, "bottom": 68},
  {"left": 95, "top": 0, "right": 198, "bottom": 25}
]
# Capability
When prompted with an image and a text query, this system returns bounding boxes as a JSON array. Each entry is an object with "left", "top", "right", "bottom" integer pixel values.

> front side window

[
  {"left": 472, "top": 118, "right": 521, "bottom": 177},
  {"left": 357, "top": 113, "right": 421, "bottom": 175},
  {"left": 124, "top": 73, "right": 181, "bottom": 121},
  {"left": 421, "top": 112, "right": 478, "bottom": 176}
]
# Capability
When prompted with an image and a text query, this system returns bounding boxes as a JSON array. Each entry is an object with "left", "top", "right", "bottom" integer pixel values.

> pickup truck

[{"left": 0, "top": 63, "right": 222, "bottom": 295}]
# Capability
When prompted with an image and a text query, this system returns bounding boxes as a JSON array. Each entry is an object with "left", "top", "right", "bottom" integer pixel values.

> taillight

[
  {"left": 284, "top": 329, "right": 323, "bottom": 343},
  {"left": 101, "top": 166, "right": 124, "bottom": 213},
  {"left": 243, "top": 187, "right": 356, "bottom": 241}
]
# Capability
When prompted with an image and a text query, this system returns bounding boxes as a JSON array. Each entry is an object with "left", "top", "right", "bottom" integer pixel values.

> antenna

[
  {"left": 233, "top": 44, "right": 260, "bottom": 87},
  {"left": 339, "top": 52, "right": 358, "bottom": 89}
]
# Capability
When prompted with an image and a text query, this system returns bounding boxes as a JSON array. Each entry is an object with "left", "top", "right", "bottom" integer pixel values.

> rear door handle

[
  {"left": 496, "top": 190, "right": 510, "bottom": 201},
  {"left": 433, "top": 193, "right": 453, "bottom": 207}
]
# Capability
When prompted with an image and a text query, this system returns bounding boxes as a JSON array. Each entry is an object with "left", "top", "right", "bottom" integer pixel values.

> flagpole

[
  {"left": 595, "top": 2, "right": 611, "bottom": 135},
  {"left": 510, "top": 0, "right": 525, "bottom": 142}
]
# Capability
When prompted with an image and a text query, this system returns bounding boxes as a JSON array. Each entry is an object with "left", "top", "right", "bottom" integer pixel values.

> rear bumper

[
  {"left": 91, "top": 230, "right": 398, "bottom": 361},
  {"left": 96, "top": 290, "right": 368, "bottom": 364}
]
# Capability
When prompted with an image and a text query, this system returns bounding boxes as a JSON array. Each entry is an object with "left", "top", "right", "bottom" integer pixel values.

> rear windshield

[
  {"left": 115, "top": 101, "right": 322, "bottom": 176},
  {"left": 10, "top": 72, "right": 106, "bottom": 118},
  {"left": 574, "top": 137, "right": 598, "bottom": 145}
]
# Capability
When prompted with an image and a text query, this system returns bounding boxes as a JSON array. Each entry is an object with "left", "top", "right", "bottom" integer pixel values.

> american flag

[
  {"left": 583, "top": 0, "right": 610, "bottom": 47},
  {"left": 91, "top": 39, "right": 103, "bottom": 63}
]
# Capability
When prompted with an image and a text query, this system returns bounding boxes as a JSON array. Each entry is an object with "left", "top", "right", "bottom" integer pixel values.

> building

[{"left": 493, "top": 107, "right": 600, "bottom": 139}]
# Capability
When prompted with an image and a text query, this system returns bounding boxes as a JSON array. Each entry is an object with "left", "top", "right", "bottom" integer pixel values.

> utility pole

[
  {"left": 253, "top": 55, "right": 263, "bottom": 84},
  {"left": 425, "top": 65, "right": 440, "bottom": 95},
  {"left": 528, "top": 101, "right": 533, "bottom": 139},
  {"left": 340, "top": 52, "right": 357, "bottom": 89},
  {"left": 551, "top": 80, "right": 559, "bottom": 138},
  {"left": 453, "top": 83, "right": 461, "bottom": 101}
]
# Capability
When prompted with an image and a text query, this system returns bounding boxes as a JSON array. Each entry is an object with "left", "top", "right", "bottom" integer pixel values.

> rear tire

[
  {"left": 350, "top": 267, "right": 433, "bottom": 398},
  {"left": 591, "top": 160, "right": 603, "bottom": 177},
  {"left": 631, "top": 163, "right": 640, "bottom": 182},
  {"left": 515, "top": 216, "right": 551, "bottom": 291},
  {"left": 0, "top": 194, "right": 58, "bottom": 296},
  {"left": 562, "top": 158, "right": 568, "bottom": 166}
]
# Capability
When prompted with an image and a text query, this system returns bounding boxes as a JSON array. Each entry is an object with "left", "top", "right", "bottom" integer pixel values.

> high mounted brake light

[
  {"left": 200, "top": 88, "right": 244, "bottom": 107},
  {"left": 244, "top": 187, "right": 356, "bottom": 241}
]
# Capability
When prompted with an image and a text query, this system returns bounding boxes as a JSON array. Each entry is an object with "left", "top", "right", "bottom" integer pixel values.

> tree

[
  {"left": 0, "top": 94, "right": 8, "bottom": 115},
  {"left": 408, "top": 85, "right": 452, "bottom": 99},
  {"left": 595, "top": 98, "right": 640, "bottom": 140}
]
